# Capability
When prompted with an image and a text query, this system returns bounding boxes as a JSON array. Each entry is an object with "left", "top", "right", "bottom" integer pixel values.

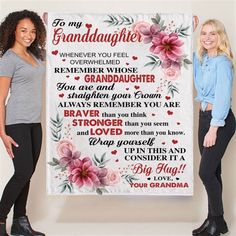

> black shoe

[
  {"left": 206, "top": 220, "right": 228, "bottom": 235},
  {"left": 0, "top": 223, "right": 9, "bottom": 236},
  {"left": 192, "top": 219, "right": 210, "bottom": 235},
  {"left": 11, "top": 216, "right": 45, "bottom": 236},
  {"left": 196, "top": 220, "right": 228, "bottom": 236}
]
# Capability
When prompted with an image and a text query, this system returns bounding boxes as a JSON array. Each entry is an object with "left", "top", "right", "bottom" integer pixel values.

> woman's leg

[
  {"left": 0, "top": 124, "right": 34, "bottom": 222},
  {"left": 199, "top": 111, "right": 235, "bottom": 217},
  {"left": 193, "top": 111, "right": 235, "bottom": 235},
  {"left": 198, "top": 111, "right": 212, "bottom": 218},
  {"left": 13, "top": 123, "right": 42, "bottom": 219}
]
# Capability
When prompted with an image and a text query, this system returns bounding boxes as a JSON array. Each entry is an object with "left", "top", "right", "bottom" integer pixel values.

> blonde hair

[{"left": 197, "top": 19, "right": 234, "bottom": 63}]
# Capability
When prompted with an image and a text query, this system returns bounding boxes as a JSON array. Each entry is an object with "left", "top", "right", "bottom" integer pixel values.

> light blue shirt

[{"left": 193, "top": 53, "right": 234, "bottom": 127}]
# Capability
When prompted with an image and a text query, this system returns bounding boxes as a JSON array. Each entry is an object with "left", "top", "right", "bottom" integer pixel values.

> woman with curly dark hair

[{"left": 0, "top": 10, "right": 46, "bottom": 236}]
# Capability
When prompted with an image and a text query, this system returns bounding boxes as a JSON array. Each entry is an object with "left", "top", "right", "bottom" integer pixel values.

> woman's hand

[
  {"left": 1, "top": 134, "right": 19, "bottom": 158},
  {"left": 193, "top": 15, "right": 199, "bottom": 32},
  {"left": 203, "top": 126, "right": 218, "bottom": 147},
  {"left": 43, "top": 12, "right": 47, "bottom": 25}
]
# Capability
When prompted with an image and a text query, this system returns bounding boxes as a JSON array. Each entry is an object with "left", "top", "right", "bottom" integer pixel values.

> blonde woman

[{"left": 193, "top": 19, "right": 235, "bottom": 236}]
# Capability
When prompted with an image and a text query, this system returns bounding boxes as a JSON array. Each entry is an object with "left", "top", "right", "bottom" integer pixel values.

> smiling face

[
  {"left": 14, "top": 18, "right": 36, "bottom": 49},
  {"left": 200, "top": 23, "right": 219, "bottom": 56}
]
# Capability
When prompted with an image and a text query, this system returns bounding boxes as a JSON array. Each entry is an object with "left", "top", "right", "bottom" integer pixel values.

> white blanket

[{"left": 46, "top": 13, "right": 193, "bottom": 195}]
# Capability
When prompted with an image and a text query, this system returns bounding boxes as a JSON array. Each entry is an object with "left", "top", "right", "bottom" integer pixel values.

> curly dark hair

[{"left": 0, "top": 9, "right": 46, "bottom": 60}]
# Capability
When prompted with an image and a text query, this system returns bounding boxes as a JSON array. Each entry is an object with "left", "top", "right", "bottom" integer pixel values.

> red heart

[
  {"left": 74, "top": 76, "right": 80, "bottom": 80},
  {"left": 165, "top": 96, "right": 171, "bottom": 100},
  {"left": 177, "top": 122, "right": 180, "bottom": 125},
  {"left": 52, "top": 50, "right": 58, "bottom": 55},
  {"left": 172, "top": 139, "right": 178, "bottom": 144},
  {"left": 85, "top": 23, "right": 92, "bottom": 28},
  {"left": 59, "top": 93, "right": 64, "bottom": 98},
  {"left": 134, "top": 85, "right": 140, "bottom": 90},
  {"left": 111, "top": 150, "right": 117, "bottom": 155},
  {"left": 62, "top": 59, "right": 66, "bottom": 62},
  {"left": 162, "top": 142, "right": 166, "bottom": 145},
  {"left": 132, "top": 56, "right": 138, "bottom": 60},
  {"left": 167, "top": 110, "right": 173, "bottom": 115},
  {"left": 66, "top": 75, "right": 70, "bottom": 78}
]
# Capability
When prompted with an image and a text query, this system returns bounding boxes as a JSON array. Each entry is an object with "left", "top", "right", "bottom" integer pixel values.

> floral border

[{"left": 48, "top": 113, "right": 137, "bottom": 195}]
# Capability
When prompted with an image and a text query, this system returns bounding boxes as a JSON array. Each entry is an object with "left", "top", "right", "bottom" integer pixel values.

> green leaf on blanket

[
  {"left": 93, "top": 153, "right": 110, "bottom": 168},
  {"left": 122, "top": 174, "right": 139, "bottom": 184},
  {"left": 50, "top": 113, "right": 63, "bottom": 142},
  {"left": 167, "top": 81, "right": 179, "bottom": 98},
  {"left": 96, "top": 187, "right": 109, "bottom": 195},
  {"left": 104, "top": 14, "right": 134, "bottom": 26},
  {"left": 175, "top": 24, "right": 190, "bottom": 38},
  {"left": 144, "top": 55, "right": 162, "bottom": 70},
  {"left": 59, "top": 179, "right": 74, "bottom": 193}
]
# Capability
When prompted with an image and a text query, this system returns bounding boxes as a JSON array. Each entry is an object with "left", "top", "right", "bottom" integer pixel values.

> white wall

[{"left": 0, "top": 0, "right": 236, "bottom": 229}]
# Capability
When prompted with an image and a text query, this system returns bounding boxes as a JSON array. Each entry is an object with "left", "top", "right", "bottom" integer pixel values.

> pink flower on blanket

[
  {"left": 67, "top": 157, "right": 101, "bottom": 188},
  {"left": 56, "top": 139, "right": 76, "bottom": 158},
  {"left": 150, "top": 32, "right": 184, "bottom": 61},
  {"left": 103, "top": 169, "right": 121, "bottom": 186}
]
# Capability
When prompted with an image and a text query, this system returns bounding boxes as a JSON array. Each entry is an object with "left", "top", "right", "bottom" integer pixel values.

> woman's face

[
  {"left": 200, "top": 24, "right": 219, "bottom": 54},
  {"left": 14, "top": 18, "right": 36, "bottom": 49}
]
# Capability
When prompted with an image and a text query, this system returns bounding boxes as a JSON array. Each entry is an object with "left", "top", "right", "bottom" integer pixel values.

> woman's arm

[
  {"left": 0, "top": 77, "right": 10, "bottom": 137},
  {"left": 0, "top": 77, "right": 18, "bottom": 158},
  {"left": 203, "top": 58, "right": 233, "bottom": 147}
]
